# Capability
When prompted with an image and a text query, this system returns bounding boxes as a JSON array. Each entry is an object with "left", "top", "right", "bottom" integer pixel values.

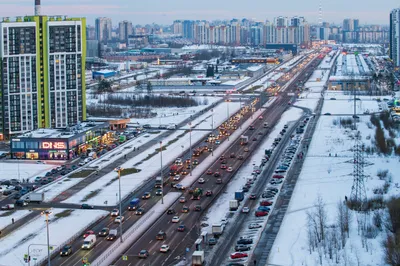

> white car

[
  {"left": 198, "top": 178, "right": 205, "bottom": 184},
  {"left": 248, "top": 223, "right": 262, "bottom": 229},
  {"left": 171, "top": 216, "right": 180, "bottom": 223},
  {"left": 78, "top": 161, "right": 86, "bottom": 166},
  {"left": 227, "top": 167, "right": 233, "bottom": 172},
  {"left": 173, "top": 175, "right": 181, "bottom": 181},
  {"left": 114, "top": 216, "right": 125, "bottom": 223},
  {"left": 242, "top": 207, "right": 250, "bottom": 213},
  {"left": 110, "top": 209, "right": 119, "bottom": 217},
  {"left": 160, "top": 244, "right": 170, "bottom": 253}
]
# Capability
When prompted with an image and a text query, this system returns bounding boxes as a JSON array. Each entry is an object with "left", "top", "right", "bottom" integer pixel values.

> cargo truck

[
  {"left": 240, "top": 135, "right": 249, "bottom": 145},
  {"left": 229, "top": 200, "right": 239, "bottom": 211},
  {"left": 155, "top": 176, "right": 168, "bottom": 188},
  {"left": 234, "top": 191, "right": 244, "bottom": 202},
  {"left": 26, "top": 192, "right": 44, "bottom": 203},
  {"left": 192, "top": 250, "right": 205, "bottom": 266},
  {"left": 212, "top": 223, "right": 224, "bottom": 237},
  {"left": 128, "top": 198, "right": 140, "bottom": 211}
]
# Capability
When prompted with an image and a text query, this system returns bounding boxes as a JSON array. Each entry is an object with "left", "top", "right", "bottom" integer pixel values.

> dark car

[
  {"left": 81, "top": 204, "right": 94, "bottom": 209},
  {"left": 205, "top": 190, "right": 213, "bottom": 196},
  {"left": 249, "top": 194, "right": 257, "bottom": 200},
  {"left": 2, "top": 190, "right": 12, "bottom": 196},
  {"left": 138, "top": 250, "right": 149, "bottom": 259},
  {"left": 98, "top": 227, "right": 109, "bottom": 237},
  {"left": 208, "top": 238, "right": 217, "bottom": 245},
  {"left": 214, "top": 172, "right": 221, "bottom": 177},
  {"left": 194, "top": 205, "right": 202, "bottom": 211},
  {"left": 167, "top": 209, "right": 175, "bottom": 215},
  {"left": 237, "top": 238, "right": 253, "bottom": 245},
  {"left": 59, "top": 245, "right": 72, "bottom": 256},
  {"left": 242, "top": 186, "right": 249, "bottom": 192}
]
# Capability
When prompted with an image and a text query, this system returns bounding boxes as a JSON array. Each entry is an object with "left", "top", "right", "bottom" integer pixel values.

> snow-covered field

[
  {"left": 0, "top": 162, "right": 54, "bottom": 182},
  {"left": 0, "top": 209, "right": 108, "bottom": 266},
  {"left": 63, "top": 101, "right": 242, "bottom": 206},
  {"left": 0, "top": 210, "right": 31, "bottom": 230}
]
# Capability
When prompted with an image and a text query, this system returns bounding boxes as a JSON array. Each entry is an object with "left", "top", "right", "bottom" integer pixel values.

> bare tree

[
  {"left": 316, "top": 194, "right": 328, "bottom": 242},
  {"left": 307, "top": 210, "right": 321, "bottom": 243},
  {"left": 307, "top": 216, "right": 316, "bottom": 254},
  {"left": 337, "top": 201, "right": 347, "bottom": 248}
]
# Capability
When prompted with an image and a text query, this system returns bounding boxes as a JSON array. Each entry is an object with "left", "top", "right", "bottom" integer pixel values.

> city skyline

[{"left": 0, "top": 0, "right": 398, "bottom": 25}]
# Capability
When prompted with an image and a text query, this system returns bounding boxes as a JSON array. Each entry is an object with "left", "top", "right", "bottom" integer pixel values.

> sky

[{"left": 0, "top": 0, "right": 398, "bottom": 26}]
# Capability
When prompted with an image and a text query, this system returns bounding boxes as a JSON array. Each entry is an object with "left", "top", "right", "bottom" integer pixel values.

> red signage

[{"left": 41, "top": 142, "right": 67, "bottom": 149}]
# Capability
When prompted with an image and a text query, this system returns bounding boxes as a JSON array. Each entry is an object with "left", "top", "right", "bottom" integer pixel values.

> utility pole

[{"left": 160, "top": 141, "right": 164, "bottom": 204}]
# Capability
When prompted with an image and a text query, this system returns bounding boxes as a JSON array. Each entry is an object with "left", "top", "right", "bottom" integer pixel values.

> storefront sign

[{"left": 40, "top": 142, "right": 67, "bottom": 149}]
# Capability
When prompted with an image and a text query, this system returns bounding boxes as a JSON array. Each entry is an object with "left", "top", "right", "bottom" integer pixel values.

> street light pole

[
  {"left": 189, "top": 123, "right": 192, "bottom": 176},
  {"left": 211, "top": 109, "right": 214, "bottom": 156},
  {"left": 160, "top": 141, "right": 164, "bottom": 204},
  {"left": 117, "top": 169, "right": 123, "bottom": 243},
  {"left": 41, "top": 210, "right": 52, "bottom": 266}
]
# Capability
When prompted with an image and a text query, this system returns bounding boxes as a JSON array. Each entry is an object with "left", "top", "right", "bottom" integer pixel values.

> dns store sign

[{"left": 40, "top": 142, "right": 67, "bottom": 149}]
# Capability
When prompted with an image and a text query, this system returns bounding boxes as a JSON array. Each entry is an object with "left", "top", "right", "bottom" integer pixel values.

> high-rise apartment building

[
  {"left": 0, "top": 15, "right": 86, "bottom": 138},
  {"left": 390, "top": 9, "right": 400, "bottom": 66},
  {"left": 118, "top": 20, "right": 133, "bottom": 43},
  {"left": 173, "top": 20, "right": 183, "bottom": 35},
  {"left": 95, "top": 17, "right": 112, "bottom": 44}
]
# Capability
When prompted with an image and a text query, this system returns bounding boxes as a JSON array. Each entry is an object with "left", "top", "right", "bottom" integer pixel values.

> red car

[
  {"left": 206, "top": 190, "right": 213, "bottom": 196},
  {"left": 83, "top": 230, "right": 95, "bottom": 238},
  {"left": 177, "top": 224, "right": 186, "bottom": 232},
  {"left": 230, "top": 252, "right": 248, "bottom": 259},
  {"left": 255, "top": 210, "right": 268, "bottom": 217},
  {"left": 272, "top": 175, "right": 284, "bottom": 179},
  {"left": 207, "top": 169, "right": 213, "bottom": 175},
  {"left": 214, "top": 171, "right": 221, "bottom": 177},
  {"left": 221, "top": 164, "right": 227, "bottom": 169},
  {"left": 260, "top": 200, "right": 273, "bottom": 206}
]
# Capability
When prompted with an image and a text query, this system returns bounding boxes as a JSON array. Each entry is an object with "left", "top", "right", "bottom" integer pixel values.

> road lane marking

[{"left": 149, "top": 240, "right": 153, "bottom": 244}]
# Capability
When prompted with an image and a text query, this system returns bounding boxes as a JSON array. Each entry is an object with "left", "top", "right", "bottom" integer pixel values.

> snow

[
  {"left": 0, "top": 162, "right": 54, "bottom": 182},
  {"left": 223, "top": 77, "right": 250, "bottom": 86},
  {"left": 62, "top": 101, "right": 242, "bottom": 206},
  {"left": 36, "top": 177, "right": 84, "bottom": 202},
  {"left": 0, "top": 210, "right": 31, "bottom": 230},
  {"left": 202, "top": 106, "right": 304, "bottom": 234},
  {"left": 0, "top": 209, "right": 108, "bottom": 266}
]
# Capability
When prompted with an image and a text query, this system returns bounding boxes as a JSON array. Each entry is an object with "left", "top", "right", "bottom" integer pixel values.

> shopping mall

[{"left": 10, "top": 122, "right": 114, "bottom": 160}]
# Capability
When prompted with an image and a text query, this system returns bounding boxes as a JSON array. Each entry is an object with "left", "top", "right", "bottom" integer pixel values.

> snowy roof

[
  {"left": 329, "top": 75, "right": 371, "bottom": 81},
  {"left": 14, "top": 122, "right": 108, "bottom": 139},
  {"left": 93, "top": 69, "right": 115, "bottom": 74},
  {"left": 247, "top": 65, "right": 264, "bottom": 72}
]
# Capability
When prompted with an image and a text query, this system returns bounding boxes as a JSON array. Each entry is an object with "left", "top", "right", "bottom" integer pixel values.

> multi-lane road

[{"left": 111, "top": 53, "right": 324, "bottom": 266}]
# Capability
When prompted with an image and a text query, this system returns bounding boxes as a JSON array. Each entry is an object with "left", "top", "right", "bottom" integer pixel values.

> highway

[
  {"left": 50, "top": 97, "right": 263, "bottom": 266},
  {"left": 111, "top": 53, "right": 324, "bottom": 266}
]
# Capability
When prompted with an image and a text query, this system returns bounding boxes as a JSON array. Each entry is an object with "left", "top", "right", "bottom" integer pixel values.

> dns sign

[{"left": 41, "top": 142, "right": 66, "bottom": 149}]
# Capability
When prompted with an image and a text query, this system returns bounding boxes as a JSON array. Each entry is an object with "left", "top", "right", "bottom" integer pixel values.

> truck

[
  {"left": 169, "top": 164, "right": 184, "bottom": 176},
  {"left": 240, "top": 135, "right": 249, "bottom": 145},
  {"left": 212, "top": 223, "right": 224, "bottom": 237},
  {"left": 229, "top": 200, "right": 239, "bottom": 211},
  {"left": 192, "top": 250, "right": 205, "bottom": 266},
  {"left": 191, "top": 188, "right": 203, "bottom": 200},
  {"left": 1, "top": 204, "right": 15, "bottom": 210},
  {"left": 26, "top": 192, "right": 44, "bottom": 203},
  {"left": 128, "top": 198, "right": 140, "bottom": 211},
  {"left": 81, "top": 235, "right": 96, "bottom": 249},
  {"left": 234, "top": 191, "right": 244, "bottom": 202},
  {"left": 155, "top": 176, "right": 168, "bottom": 188},
  {"left": 167, "top": 124, "right": 177, "bottom": 130}
]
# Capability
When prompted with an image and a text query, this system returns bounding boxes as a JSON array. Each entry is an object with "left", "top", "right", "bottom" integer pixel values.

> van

[{"left": 81, "top": 235, "right": 96, "bottom": 249}]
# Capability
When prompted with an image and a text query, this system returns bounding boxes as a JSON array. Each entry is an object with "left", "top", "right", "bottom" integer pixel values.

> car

[
  {"left": 216, "top": 178, "right": 222, "bottom": 184},
  {"left": 272, "top": 174, "right": 284, "bottom": 179},
  {"left": 258, "top": 206, "right": 271, "bottom": 212},
  {"left": 215, "top": 140, "right": 220, "bottom": 145},
  {"left": 167, "top": 209, "right": 175, "bottom": 215},
  {"left": 324, "top": 113, "right": 331, "bottom": 115},
  {"left": 221, "top": 164, "right": 227, "bottom": 170},
  {"left": 81, "top": 204, "right": 94, "bottom": 209},
  {"left": 249, "top": 125, "right": 255, "bottom": 130},
  {"left": 260, "top": 200, "right": 273, "bottom": 206},
  {"left": 242, "top": 207, "right": 250, "bottom": 213},
  {"left": 238, "top": 155, "right": 244, "bottom": 160},
  {"left": 275, "top": 169, "right": 286, "bottom": 173},
  {"left": 270, "top": 179, "right": 283, "bottom": 185},
  {"left": 214, "top": 171, "right": 221, "bottom": 177},
  {"left": 221, "top": 159, "right": 227, "bottom": 164},
  {"left": 98, "top": 227, "right": 109, "bottom": 236},
  {"left": 255, "top": 210, "right": 268, "bottom": 217},
  {"left": 83, "top": 230, "right": 95, "bottom": 238},
  {"left": 193, "top": 159, "right": 199, "bottom": 165},
  {"left": 249, "top": 194, "right": 257, "bottom": 200},
  {"left": 252, "top": 137, "right": 257, "bottom": 141},
  {"left": 248, "top": 223, "right": 262, "bottom": 229},
  {"left": 237, "top": 238, "right": 253, "bottom": 245},
  {"left": 177, "top": 224, "right": 186, "bottom": 231},
  {"left": 135, "top": 208, "right": 145, "bottom": 215},
  {"left": 208, "top": 238, "right": 217, "bottom": 245},
  {"left": 171, "top": 216, "right": 180, "bottom": 223},
  {"left": 194, "top": 205, "right": 202, "bottom": 211},
  {"left": 227, "top": 167, "right": 233, "bottom": 172},
  {"left": 207, "top": 169, "right": 213, "bottom": 175},
  {"left": 235, "top": 244, "right": 251, "bottom": 251},
  {"left": 173, "top": 175, "right": 181, "bottom": 181},
  {"left": 230, "top": 252, "right": 248, "bottom": 259},
  {"left": 198, "top": 178, "right": 205, "bottom": 184},
  {"left": 59, "top": 245, "right": 72, "bottom": 256},
  {"left": 258, "top": 132, "right": 263, "bottom": 135},
  {"left": 2, "top": 190, "right": 12, "bottom": 196},
  {"left": 219, "top": 155, "right": 226, "bottom": 161},
  {"left": 155, "top": 189, "right": 163, "bottom": 196},
  {"left": 179, "top": 196, "right": 186, "bottom": 203},
  {"left": 244, "top": 147, "right": 249, "bottom": 152},
  {"left": 138, "top": 249, "right": 149, "bottom": 259},
  {"left": 230, "top": 153, "right": 236, "bottom": 158},
  {"left": 114, "top": 216, "right": 125, "bottom": 223},
  {"left": 142, "top": 192, "right": 151, "bottom": 199},
  {"left": 160, "top": 244, "right": 170, "bottom": 253},
  {"left": 181, "top": 206, "right": 189, "bottom": 213},
  {"left": 175, "top": 184, "right": 185, "bottom": 190},
  {"left": 110, "top": 209, "right": 119, "bottom": 217},
  {"left": 206, "top": 190, "right": 213, "bottom": 196}
]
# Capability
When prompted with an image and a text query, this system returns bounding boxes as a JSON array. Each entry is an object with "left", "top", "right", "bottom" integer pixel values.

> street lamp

[
  {"left": 188, "top": 123, "right": 192, "bottom": 176},
  {"left": 41, "top": 210, "right": 52, "bottom": 266},
  {"left": 211, "top": 109, "right": 214, "bottom": 156},
  {"left": 114, "top": 167, "right": 124, "bottom": 243},
  {"left": 160, "top": 141, "right": 164, "bottom": 204}
]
